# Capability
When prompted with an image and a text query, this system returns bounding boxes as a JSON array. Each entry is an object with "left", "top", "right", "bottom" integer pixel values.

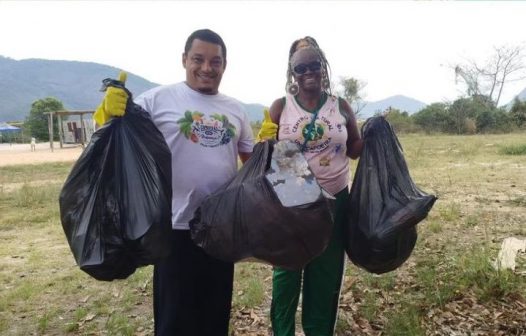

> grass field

[{"left": 1, "top": 133, "right": 525, "bottom": 335}]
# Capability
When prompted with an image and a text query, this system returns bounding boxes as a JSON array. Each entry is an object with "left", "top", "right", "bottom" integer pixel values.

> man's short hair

[{"left": 184, "top": 29, "right": 227, "bottom": 60}]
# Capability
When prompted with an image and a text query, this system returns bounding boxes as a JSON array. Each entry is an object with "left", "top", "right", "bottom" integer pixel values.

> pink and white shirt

[{"left": 278, "top": 94, "right": 349, "bottom": 195}]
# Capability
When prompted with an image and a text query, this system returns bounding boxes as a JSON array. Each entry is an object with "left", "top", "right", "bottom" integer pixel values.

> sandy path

[{"left": 0, "top": 142, "right": 83, "bottom": 167}]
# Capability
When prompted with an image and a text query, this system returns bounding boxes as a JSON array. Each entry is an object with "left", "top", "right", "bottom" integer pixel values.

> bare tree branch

[
  {"left": 336, "top": 76, "right": 368, "bottom": 116},
  {"left": 453, "top": 44, "right": 526, "bottom": 106}
]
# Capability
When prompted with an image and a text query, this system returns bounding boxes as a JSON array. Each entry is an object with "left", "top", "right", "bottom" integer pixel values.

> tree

[
  {"left": 337, "top": 76, "right": 367, "bottom": 116},
  {"left": 494, "top": 109, "right": 513, "bottom": 132},
  {"left": 412, "top": 103, "right": 450, "bottom": 133},
  {"left": 454, "top": 44, "right": 526, "bottom": 106},
  {"left": 510, "top": 97, "right": 526, "bottom": 128},
  {"left": 445, "top": 96, "right": 504, "bottom": 134},
  {"left": 25, "top": 97, "right": 64, "bottom": 141},
  {"left": 448, "top": 97, "right": 493, "bottom": 134},
  {"left": 475, "top": 109, "right": 496, "bottom": 133},
  {"left": 383, "top": 107, "right": 416, "bottom": 133},
  {"left": 454, "top": 65, "right": 482, "bottom": 97}
]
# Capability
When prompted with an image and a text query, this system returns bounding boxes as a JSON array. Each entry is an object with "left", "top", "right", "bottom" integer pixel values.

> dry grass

[{"left": 1, "top": 133, "right": 525, "bottom": 335}]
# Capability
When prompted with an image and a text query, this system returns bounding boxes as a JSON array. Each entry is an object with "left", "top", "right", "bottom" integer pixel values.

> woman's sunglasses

[{"left": 293, "top": 61, "right": 322, "bottom": 75}]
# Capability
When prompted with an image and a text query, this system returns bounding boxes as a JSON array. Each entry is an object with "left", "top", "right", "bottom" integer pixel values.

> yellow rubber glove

[
  {"left": 93, "top": 71, "right": 128, "bottom": 126},
  {"left": 256, "top": 109, "right": 278, "bottom": 142}
]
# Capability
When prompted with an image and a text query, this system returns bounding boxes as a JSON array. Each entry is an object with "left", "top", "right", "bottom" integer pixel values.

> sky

[{"left": 1, "top": 0, "right": 526, "bottom": 106}]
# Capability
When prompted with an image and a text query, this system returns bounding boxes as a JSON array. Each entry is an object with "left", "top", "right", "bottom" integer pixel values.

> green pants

[{"left": 271, "top": 188, "right": 348, "bottom": 336}]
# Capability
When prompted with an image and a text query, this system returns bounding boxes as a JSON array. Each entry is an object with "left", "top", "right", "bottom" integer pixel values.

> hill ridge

[{"left": 0, "top": 56, "right": 157, "bottom": 122}]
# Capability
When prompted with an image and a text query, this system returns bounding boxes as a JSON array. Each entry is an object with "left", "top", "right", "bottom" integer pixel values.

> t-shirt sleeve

[
  {"left": 133, "top": 92, "right": 152, "bottom": 114},
  {"left": 237, "top": 108, "right": 254, "bottom": 153}
]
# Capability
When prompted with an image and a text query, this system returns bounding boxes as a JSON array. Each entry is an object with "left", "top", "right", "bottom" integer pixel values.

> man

[{"left": 94, "top": 29, "right": 254, "bottom": 336}]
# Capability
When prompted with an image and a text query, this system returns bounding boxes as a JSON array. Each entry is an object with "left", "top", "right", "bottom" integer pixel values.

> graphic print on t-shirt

[
  {"left": 302, "top": 121, "right": 324, "bottom": 142},
  {"left": 177, "top": 111, "right": 236, "bottom": 147},
  {"left": 293, "top": 118, "right": 332, "bottom": 153}
]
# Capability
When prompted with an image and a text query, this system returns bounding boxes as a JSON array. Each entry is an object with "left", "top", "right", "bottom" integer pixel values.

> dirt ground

[
  {"left": 1, "top": 134, "right": 524, "bottom": 335},
  {"left": 0, "top": 142, "right": 83, "bottom": 167}
]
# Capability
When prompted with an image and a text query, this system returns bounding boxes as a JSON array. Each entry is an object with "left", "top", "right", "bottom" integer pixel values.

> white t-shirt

[{"left": 135, "top": 82, "right": 254, "bottom": 229}]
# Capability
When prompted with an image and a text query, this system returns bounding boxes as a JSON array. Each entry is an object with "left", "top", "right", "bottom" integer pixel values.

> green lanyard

[{"left": 297, "top": 94, "right": 327, "bottom": 152}]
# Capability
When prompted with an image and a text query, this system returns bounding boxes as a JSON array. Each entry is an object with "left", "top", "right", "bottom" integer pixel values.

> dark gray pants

[{"left": 153, "top": 229, "right": 234, "bottom": 336}]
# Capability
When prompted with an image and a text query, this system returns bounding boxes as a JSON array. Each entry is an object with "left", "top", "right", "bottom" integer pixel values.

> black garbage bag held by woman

[
  {"left": 59, "top": 78, "right": 173, "bottom": 281},
  {"left": 190, "top": 139, "right": 334, "bottom": 271},
  {"left": 346, "top": 116, "right": 437, "bottom": 274}
]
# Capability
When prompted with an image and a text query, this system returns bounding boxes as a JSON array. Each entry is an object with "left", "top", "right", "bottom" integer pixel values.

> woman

[{"left": 257, "top": 36, "right": 362, "bottom": 336}]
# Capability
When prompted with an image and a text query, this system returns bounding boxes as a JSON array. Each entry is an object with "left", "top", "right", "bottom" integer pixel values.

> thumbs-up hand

[
  {"left": 94, "top": 71, "right": 129, "bottom": 126},
  {"left": 256, "top": 108, "right": 279, "bottom": 142}
]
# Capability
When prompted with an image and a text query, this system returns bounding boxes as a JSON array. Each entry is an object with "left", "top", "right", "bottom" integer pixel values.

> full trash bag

[
  {"left": 190, "top": 140, "right": 333, "bottom": 270},
  {"left": 59, "top": 79, "right": 173, "bottom": 281},
  {"left": 346, "top": 116, "right": 436, "bottom": 274}
]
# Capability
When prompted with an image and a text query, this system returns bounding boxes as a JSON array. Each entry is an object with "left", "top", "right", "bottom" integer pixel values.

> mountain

[
  {"left": 505, "top": 87, "right": 526, "bottom": 109},
  {"left": 356, "top": 95, "right": 427, "bottom": 119},
  {"left": 0, "top": 56, "right": 158, "bottom": 122},
  {"left": 243, "top": 96, "right": 428, "bottom": 123},
  {"left": 0, "top": 55, "right": 269, "bottom": 123},
  {"left": 6, "top": 55, "right": 488, "bottom": 124},
  {"left": 516, "top": 87, "right": 526, "bottom": 100}
]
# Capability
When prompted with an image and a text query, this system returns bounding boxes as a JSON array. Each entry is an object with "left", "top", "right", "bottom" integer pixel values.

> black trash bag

[
  {"left": 346, "top": 117, "right": 437, "bottom": 274},
  {"left": 59, "top": 79, "right": 173, "bottom": 281},
  {"left": 190, "top": 140, "right": 333, "bottom": 271}
]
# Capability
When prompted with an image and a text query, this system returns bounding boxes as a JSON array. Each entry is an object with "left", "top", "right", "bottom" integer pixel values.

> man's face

[{"left": 182, "top": 39, "right": 226, "bottom": 94}]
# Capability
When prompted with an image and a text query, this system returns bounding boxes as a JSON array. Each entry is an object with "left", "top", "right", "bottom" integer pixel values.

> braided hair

[{"left": 286, "top": 36, "right": 332, "bottom": 95}]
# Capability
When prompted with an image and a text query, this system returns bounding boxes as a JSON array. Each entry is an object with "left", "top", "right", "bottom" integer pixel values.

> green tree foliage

[
  {"left": 493, "top": 109, "right": 513, "bottom": 133},
  {"left": 383, "top": 108, "right": 417, "bottom": 133},
  {"left": 448, "top": 98, "right": 480, "bottom": 134},
  {"left": 412, "top": 98, "right": 516, "bottom": 134},
  {"left": 475, "top": 109, "right": 497, "bottom": 133},
  {"left": 446, "top": 95, "right": 502, "bottom": 134},
  {"left": 472, "top": 95, "right": 497, "bottom": 133},
  {"left": 25, "top": 97, "right": 64, "bottom": 141},
  {"left": 510, "top": 97, "right": 526, "bottom": 128},
  {"left": 412, "top": 103, "right": 450, "bottom": 133}
]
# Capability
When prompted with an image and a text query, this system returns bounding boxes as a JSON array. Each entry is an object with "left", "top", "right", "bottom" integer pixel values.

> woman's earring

[
  {"left": 287, "top": 81, "right": 299, "bottom": 96},
  {"left": 321, "top": 72, "right": 330, "bottom": 90}
]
